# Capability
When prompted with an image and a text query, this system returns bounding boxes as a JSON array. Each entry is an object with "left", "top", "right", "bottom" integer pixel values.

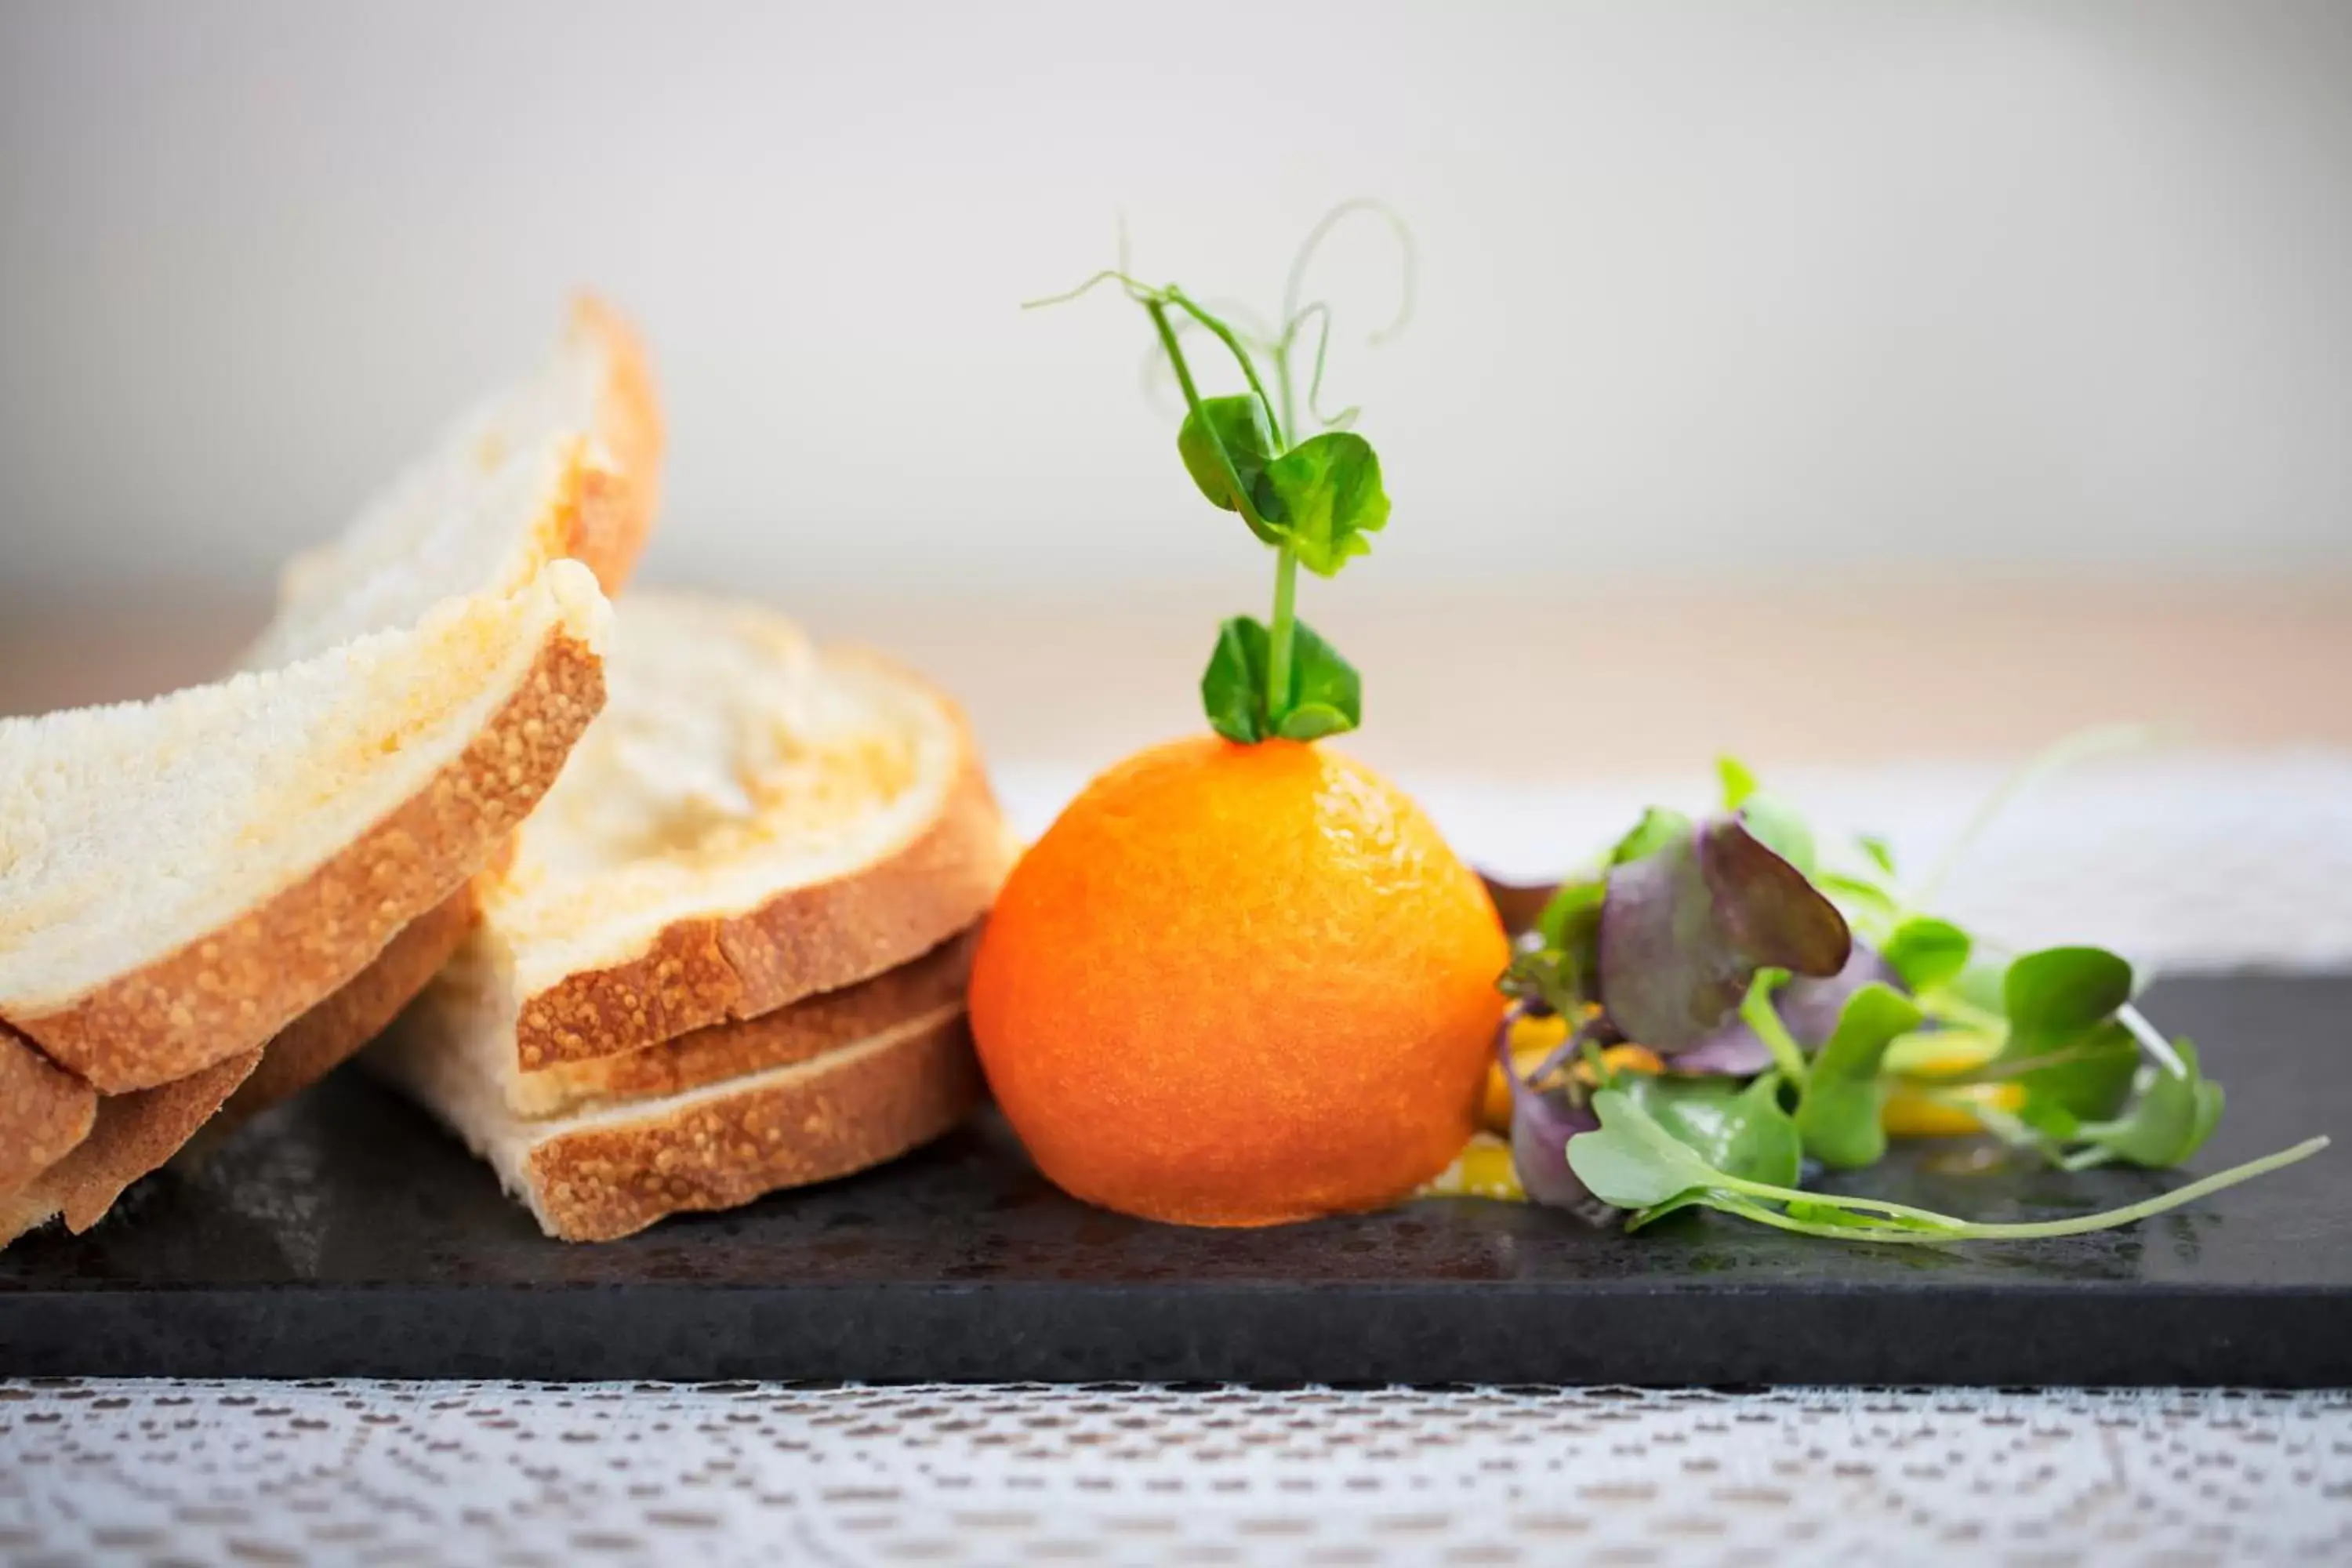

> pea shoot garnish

[{"left": 1025, "top": 204, "right": 1414, "bottom": 744}]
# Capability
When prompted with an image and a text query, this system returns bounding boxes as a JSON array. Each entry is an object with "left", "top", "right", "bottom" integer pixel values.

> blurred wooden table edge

[{"left": 5, "top": 579, "right": 2347, "bottom": 781}]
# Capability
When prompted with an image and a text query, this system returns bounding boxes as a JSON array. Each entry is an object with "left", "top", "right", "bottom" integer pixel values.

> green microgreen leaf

[
  {"left": 2074, "top": 1038, "right": 2226, "bottom": 1169},
  {"left": 1272, "top": 618, "right": 1362, "bottom": 740},
  {"left": 1203, "top": 614, "right": 1362, "bottom": 742},
  {"left": 1620, "top": 1073, "right": 1802, "bottom": 1188},
  {"left": 1260, "top": 431, "right": 1389, "bottom": 578},
  {"left": 1716, "top": 756, "right": 1760, "bottom": 810},
  {"left": 1857, "top": 835, "right": 1897, "bottom": 878},
  {"left": 1608, "top": 807, "right": 1692, "bottom": 868},
  {"left": 1177, "top": 394, "right": 1283, "bottom": 542},
  {"left": 1200, "top": 616, "right": 1271, "bottom": 743},
  {"left": 1565, "top": 1090, "right": 1721, "bottom": 1211},
  {"left": 1882, "top": 916, "right": 1973, "bottom": 993},
  {"left": 1793, "top": 983, "right": 1926, "bottom": 1169},
  {"left": 1535, "top": 875, "right": 1606, "bottom": 953},
  {"left": 1992, "top": 946, "right": 2141, "bottom": 1122}
]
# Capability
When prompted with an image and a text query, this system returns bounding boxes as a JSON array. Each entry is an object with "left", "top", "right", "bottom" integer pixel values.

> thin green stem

[
  {"left": 1268, "top": 545, "right": 1300, "bottom": 717},
  {"left": 1021, "top": 268, "right": 1158, "bottom": 310},
  {"left": 1143, "top": 299, "right": 1276, "bottom": 543},
  {"left": 1916, "top": 993, "right": 2007, "bottom": 1033},
  {"left": 1167, "top": 290, "right": 1284, "bottom": 448},
  {"left": 1705, "top": 1136, "right": 2327, "bottom": 1242},
  {"left": 1907, "top": 723, "right": 2155, "bottom": 909},
  {"left": 1740, "top": 972, "right": 1809, "bottom": 1089}
]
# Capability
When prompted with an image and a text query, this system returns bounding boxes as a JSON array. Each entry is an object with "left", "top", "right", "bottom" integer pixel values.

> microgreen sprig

[
  {"left": 1570, "top": 1088, "right": 2328, "bottom": 1243},
  {"left": 1025, "top": 208, "right": 1411, "bottom": 744},
  {"left": 1489, "top": 734, "right": 2333, "bottom": 1245}
]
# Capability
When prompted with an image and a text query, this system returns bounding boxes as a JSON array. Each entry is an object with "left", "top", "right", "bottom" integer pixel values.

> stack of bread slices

[{"left": 2, "top": 297, "right": 1010, "bottom": 1244}]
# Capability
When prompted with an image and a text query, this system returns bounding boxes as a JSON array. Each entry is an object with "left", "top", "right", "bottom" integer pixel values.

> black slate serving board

[{"left": 4, "top": 974, "right": 2348, "bottom": 1386}]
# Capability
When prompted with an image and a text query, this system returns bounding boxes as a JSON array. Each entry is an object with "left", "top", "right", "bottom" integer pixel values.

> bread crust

[
  {"left": 1, "top": 1047, "right": 262, "bottom": 1243},
  {"left": 0, "top": 1025, "right": 96, "bottom": 1196},
  {"left": 514, "top": 714, "right": 1011, "bottom": 1070},
  {"left": 569, "top": 295, "right": 664, "bottom": 594},
  {"left": 12, "top": 630, "right": 607, "bottom": 1094},
  {"left": 521, "top": 1011, "right": 982, "bottom": 1242},
  {"left": 193, "top": 879, "right": 485, "bottom": 1151},
  {"left": 519, "top": 926, "right": 978, "bottom": 1117}
]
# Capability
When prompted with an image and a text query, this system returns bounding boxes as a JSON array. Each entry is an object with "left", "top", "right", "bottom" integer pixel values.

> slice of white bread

[
  {"left": 377, "top": 919, "right": 978, "bottom": 1127},
  {"left": 422, "top": 593, "right": 1013, "bottom": 1073},
  {"left": 374, "top": 1000, "right": 983, "bottom": 1242},
  {"left": 2, "top": 1047, "right": 263, "bottom": 1243},
  {"left": 241, "top": 297, "right": 660, "bottom": 671},
  {"left": 0, "top": 562, "right": 612, "bottom": 1094},
  {"left": 365, "top": 594, "right": 1011, "bottom": 1240},
  {"left": 183, "top": 874, "right": 491, "bottom": 1160},
  {"left": 0, "top": 1025, "right": 96, "bottom": 1196}
]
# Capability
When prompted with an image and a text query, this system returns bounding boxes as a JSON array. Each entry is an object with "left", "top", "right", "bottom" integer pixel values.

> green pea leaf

[
  {"left": 1998, "top": 946, "right": 2140, "bottom": 1122},
  {"left": 1200, "top": 615, "right": 1270, "bottom": 742},
  {"left": 2005, "top": 946, "right": 2134, "bottom": 1047},
  {"left": 1621, "top": 1073, "right": 1802, "bottom": 1188},
  {"left": 1608, "top": 807, "right": 1692, "bottom": 867},
  {"left": 2079, "top": 1038, "right": 2226, "bottom": 1169},
  {"left": 1535, "top": 875, "right": 1606, "bottom": 953},
  {"left": 1716, "top": 755, "right": 1761, "bottom": 810},
  {"left": 1176, "top": 394, "right": 1283, "bottom": 543},
  {"left": 1947, "top": 953, "right": 2011, "bottom": 1017},
  {"left": 1794, "top": 982, "right": 1926, "bottom": 1169},
  {"left": 1565, "top": 1089, "right": 1720, "bottom": 1210},
  {"left": 1260, "top": 431, "right": 1389, "bottom": 577},
  {"left": 1274, "top": 618, "right": 1361, "bottom": 739},
  {"left": 1882, "top": 916, "right": 1973, "bottom": 992}
]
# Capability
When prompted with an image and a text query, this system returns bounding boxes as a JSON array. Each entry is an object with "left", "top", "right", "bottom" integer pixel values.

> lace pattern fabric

[{"left": 5, "top": 1381, "right": 2350, "bottom": 1566}]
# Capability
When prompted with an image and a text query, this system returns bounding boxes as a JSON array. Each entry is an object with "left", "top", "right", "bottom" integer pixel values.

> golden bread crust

[
  {"left": 522, "top": 1011, "right": 982, "bottom": 1242},
  {"left": 0, "top": 1025, "right": 97, "bottom": 1196},
  {"left": 520, "top": 925, "right": 978, "bottom": 1117},
  {"left": 196, "top": 878, "right": 486, "bottom": 1147},
  {"left": 13, "top": 630, "right": 607, "bottom": 1094},
  {"left": 569, "top": 294, "right": 664, "bottom": 594},
  {"left": 514, "top": 734, "right": 1011, "bottom": 1070},
  {"left": 2, "top": 1047, "right": 263, "bottom": 1243}
]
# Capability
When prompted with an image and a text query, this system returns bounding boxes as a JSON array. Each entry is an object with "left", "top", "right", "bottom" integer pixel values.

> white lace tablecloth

[
  {"left": 5, "top": 1381, "right": 2350, "bottom": 1566},
  {"left": 8, "top": 752, "right": 2352, "bottom": 1565}
]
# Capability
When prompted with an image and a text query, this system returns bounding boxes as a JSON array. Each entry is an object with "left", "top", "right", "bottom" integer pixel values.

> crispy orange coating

[{"left": 970, "top": 737, "right": 1508, "bottom": 1227}]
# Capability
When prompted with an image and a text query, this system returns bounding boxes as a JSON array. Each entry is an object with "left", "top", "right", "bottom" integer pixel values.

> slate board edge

[{"left": 7, "top": 1279, "right": 2349, "bottom": 1387}]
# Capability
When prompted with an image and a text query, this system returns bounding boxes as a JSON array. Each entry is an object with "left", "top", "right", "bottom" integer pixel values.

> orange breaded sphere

[{"left": 970, "top": 736, "right": 1509, "bottom": 1227}]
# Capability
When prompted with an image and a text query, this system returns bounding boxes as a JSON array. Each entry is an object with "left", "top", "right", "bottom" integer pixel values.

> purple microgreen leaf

[
  {"left": 1494, "top": 1007, "right": 1613, "bottom": 1222},
  {"left": 1597, "top": 817, "right": 1853, "bottom": 1054}
]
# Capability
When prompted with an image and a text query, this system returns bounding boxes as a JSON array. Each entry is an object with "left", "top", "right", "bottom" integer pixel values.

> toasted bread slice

[
  {"left": 377, "top": 921, "right": 978, "bottom": 1123},
  {"left": 422, "top": 593, "right": 1013, "bottom": 1073},
  {"left": 182, "top": 877, "right": 488, "bottom": 1160},
  {"left": 373, "top": 1002, "right": 982, "bottom": 1242},
  {"left": 0, "top": 1025, "right": 96, "bottom": 1197},
  {"left": 241, "top": 297, "right": 661, "bottom": 671},
  {"left": 0, "top": 562, "right": 611, "bottom": 1093},
  {"left": 2, "top": 1048, "right": 263, "bottom": 1243}
]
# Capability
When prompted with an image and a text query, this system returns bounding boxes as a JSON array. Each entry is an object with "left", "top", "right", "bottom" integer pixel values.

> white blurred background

[
  {"left": 5, "top": 0, "right": 2351, "bottom": 597},
  {"left": 2, "top": 1, "right": 2347, "bottom": 773}
]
